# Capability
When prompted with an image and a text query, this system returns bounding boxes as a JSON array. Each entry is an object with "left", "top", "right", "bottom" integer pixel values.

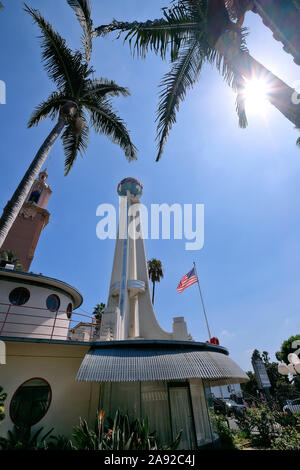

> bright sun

[{"left": 243, "top": 78, "right": 270, "bottom": 115}]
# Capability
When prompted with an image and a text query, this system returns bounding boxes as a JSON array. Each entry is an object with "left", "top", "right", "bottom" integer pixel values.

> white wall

[
  {"left": 0, "top": 340, "right": 99, "bottom": 439},
  {"left": 0, "top": 280, "right": 74, "bottom": 340}
]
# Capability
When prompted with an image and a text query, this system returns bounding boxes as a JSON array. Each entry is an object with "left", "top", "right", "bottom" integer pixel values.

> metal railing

[{"left": 0, "top": 302, "right": 98, "bottom": 341}]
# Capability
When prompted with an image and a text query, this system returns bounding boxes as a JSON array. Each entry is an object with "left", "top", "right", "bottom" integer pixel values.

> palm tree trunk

[
  {"left": 0, "top": 117, "right": 65, "bottom": 248},
  {"left": 152, "top": 281, "right": 155, "bottom": 306},
  {"left": 233, "top": 51, "right": 300, "bottom": 127},
  {"left": 217, "top": 36, "right": 300, "bottom": 127}
]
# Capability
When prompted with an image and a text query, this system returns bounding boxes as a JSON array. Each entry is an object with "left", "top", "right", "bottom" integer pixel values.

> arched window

[
  {"left": 46, "top": 294, "right": 60, "bottom": 312},
  {"left": 10, "top": 378, "right": 51, "bottom": 427},
  {"left": 9, "top": 287, "right": 30, "bottom": 306},
  {"left": 66, "top": 303, "right": 72, "bottom": 319},
  {"left": 28, "top": 190, "right": 40, "bottom": 204}
]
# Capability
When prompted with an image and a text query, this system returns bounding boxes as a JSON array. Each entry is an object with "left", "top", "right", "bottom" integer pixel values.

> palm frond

[
  {"left": 155, "top": 38, "right": 203, "bottom": 161},
  {"left": 62, "top": 110, "right": 89, "bottom": 175},
  {"left": 199, "top": 27, "right": 249, "bottom": 128},
  {"left": 225, "top": 0, "right": 252, "bottom": 21},
  {"left": 235, "top": 89, "right": 248, "bottom": 128},
  {"left": 85, "top": 98, "right": 137, "bottom": 161},
  {"left": 0, "top": 2, "right": 3, "bottom": 10},
  {"left": 175, "top": 0, "right": 208, "bottom": 21},
  {"left": 28, "top": 91, "right": 67, "bottom": 127},
  {"left": 82, "top": 78, "right": 130, "bottom": 100},
  {"left": 94, "top": 4, "right": 197, "bottom": 61},
  {"left": 24, "top": 3, "right": 87, "bottom": 95},
  {"left": 66, "top": 0, "right": 93, "bottom": 63}
]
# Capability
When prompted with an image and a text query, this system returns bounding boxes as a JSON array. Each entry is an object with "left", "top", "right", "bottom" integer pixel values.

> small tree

[
  {"left": 93, "top": 303, "right": 105, "bottom": 323},
  {"left": 147, "top": 259, "right": 164, "bottom": 306},
  {"left": 276, "top": 335, "right": 300, "bottom": 364},
  {"left": 244, "top": 348, "right": 299, "bottom": 404}
]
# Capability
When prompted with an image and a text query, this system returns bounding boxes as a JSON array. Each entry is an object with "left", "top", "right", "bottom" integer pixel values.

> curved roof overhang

[
  {"left": 76, "top": 340, "right": 249, "bottom": 386},
  {"left": 0, "top": 268, "right": 83, "bottom": 309}
]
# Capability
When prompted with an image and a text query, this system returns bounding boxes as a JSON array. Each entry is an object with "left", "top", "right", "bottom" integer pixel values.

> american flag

[{"left": 177, "top": 267, "right": 198, "bottom": 293}]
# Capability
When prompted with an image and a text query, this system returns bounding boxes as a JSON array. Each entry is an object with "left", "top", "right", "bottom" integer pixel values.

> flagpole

[{"left": 193, "top": 261, "right": 212, "bottom": 341}]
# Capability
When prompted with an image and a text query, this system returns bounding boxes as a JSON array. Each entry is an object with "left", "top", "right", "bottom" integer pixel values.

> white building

[{"left": 0, "top": 177, "right": 248, "bottom": 449}]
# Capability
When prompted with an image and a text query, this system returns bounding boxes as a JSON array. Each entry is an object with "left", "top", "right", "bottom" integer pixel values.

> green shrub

[
  {"left": 233, "top": 403, "right": 300, "bottom": 449},
  {"left": 244, "top": 405, "right": 278, "bottom": 448},
  {"left": 271, "top": 426, "right": 300, "bottom": 450},
  {"left": 0, "top": 425, "right": 54, "bottom": 450},
  {"left": 274, "top": 409, "right": 298, "bottom": 429},
  {"left": 234, "top": 410, "right": 254, "bottom": 438},
  {"left": 214, "top": 413, "right": 237, "bottom": 450}
]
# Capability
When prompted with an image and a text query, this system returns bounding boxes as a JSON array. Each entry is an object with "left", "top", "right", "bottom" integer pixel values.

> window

[
  {"left": 10, "top": 378, "right": 51, "bottom": 427},
  {"left": 28, "top": 190, "right": 40, "bottom": 204},
  {"left": 66, "top": 303, "right": 72, "bottom": 319},
  {"left": 46, "top": 294, "right": 60, "bottom": 312},
  {"left": 9, "top": 287, "right": 30, "bottom": 306}
]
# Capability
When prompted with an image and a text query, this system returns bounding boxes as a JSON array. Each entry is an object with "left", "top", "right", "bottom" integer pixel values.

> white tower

[{"left": 99, "top": 178, "right": 191, "bottom": 342}]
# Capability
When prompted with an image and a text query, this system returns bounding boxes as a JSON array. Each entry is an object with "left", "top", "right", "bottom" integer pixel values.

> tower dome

[{"left": 117, "top": 177, "right": 143, "bottom": 198}]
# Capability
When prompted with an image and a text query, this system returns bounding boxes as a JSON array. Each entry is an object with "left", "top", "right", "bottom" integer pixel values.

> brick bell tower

[{"left": 2, "top": 170, "right": 52, "bottom": 271}]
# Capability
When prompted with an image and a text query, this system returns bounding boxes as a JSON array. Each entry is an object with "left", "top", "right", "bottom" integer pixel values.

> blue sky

[{"left": 0, "top": 1, "right": 300, "bottom": 370}]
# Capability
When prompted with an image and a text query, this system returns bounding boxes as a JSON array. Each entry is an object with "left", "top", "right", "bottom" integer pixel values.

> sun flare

[{"left": 243, "top": 78, "right": 270, "bottom": 114}]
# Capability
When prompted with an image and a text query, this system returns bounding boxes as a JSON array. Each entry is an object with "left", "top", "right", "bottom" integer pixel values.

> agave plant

[
  {"left": 0, "top": 425, "right": 54, "bottom": 450},
  {"left": 0, "top": 0, "right": 137, "bottom": 248},
  {"left": 71, "top": 409, "right": 182, "bottom": 450},
  {"left": 95, "top": 0, "right": 300, "bottom": 160}
]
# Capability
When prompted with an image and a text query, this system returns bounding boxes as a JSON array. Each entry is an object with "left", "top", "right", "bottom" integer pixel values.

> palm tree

[
  {"left": 93, "top": 302, "right": 105, "bottom": 335},
  {"left": 93, "top": 302, "right": 106, "bottom": 322},
  {"left": 0, "top": 0, "right": 137, "bottom": 248},
  {"left": 95, "top": 0, "right": 300, "bottom": 160},
  {"left": 0, "top": 250, "right": 23, "bottom": 271},
  {"left": 147, "top": 258, "right": 164, "bottom": 305}
]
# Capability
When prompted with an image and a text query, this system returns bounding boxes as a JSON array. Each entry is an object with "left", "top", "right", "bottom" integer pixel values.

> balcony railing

[{"left": 0, "top": 302, "right": 98, "bottom": 342}]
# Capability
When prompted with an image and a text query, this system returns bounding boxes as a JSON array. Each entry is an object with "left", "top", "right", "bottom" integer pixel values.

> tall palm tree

[
  {"left": 95, "top": 0, "right": 300, "bottom": 160},
  {"left": 0, "top": 0, "right": 137, "bottom": 248},
  {"left": 147, "top": 258, "right": 164, "bottom": 306}
]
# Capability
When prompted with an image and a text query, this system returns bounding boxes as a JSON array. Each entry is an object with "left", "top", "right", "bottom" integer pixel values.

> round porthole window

[
  {"left": 46, "top": 294, "right": 60, "bottom": 312},
  {"left": 66, "top": 303, "right": 72, "bottom": 319},
  {"left": 10, "top": 378, "right": 51, "bottom": 427},
  {"left": 9, "top": 287, "right": 30, "bottom": 306}
]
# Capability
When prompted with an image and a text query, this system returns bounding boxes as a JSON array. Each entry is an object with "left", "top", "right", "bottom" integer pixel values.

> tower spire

[{"left": 99, "top": 178, "right": 191, "bottom": 342}]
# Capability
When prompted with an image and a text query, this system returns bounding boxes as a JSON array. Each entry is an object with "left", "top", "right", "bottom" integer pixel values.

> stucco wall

[
  {"left": 0, "top": 340, "right": 99, "bottom": 439},
  {"left": 0, "top": 279, "right": 74, "bottom": 340}
]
